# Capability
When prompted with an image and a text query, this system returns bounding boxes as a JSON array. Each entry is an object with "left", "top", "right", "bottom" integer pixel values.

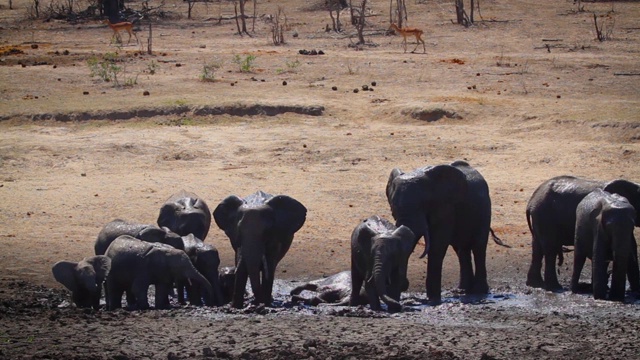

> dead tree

[
  {"left": 352, "top": 0, "right": 367, "bottom": 45},
  {"left": 271, "top": 6, "right": 286, "bottom": 45},
  {"left": 455, "top": 0, "right": 481, "bottom": 27},
  {"left": 389, "top": 0, "right": 407, "bottom": 28},
  {"left": 233, "top": 0, "right": 250, "bottom": 35}
]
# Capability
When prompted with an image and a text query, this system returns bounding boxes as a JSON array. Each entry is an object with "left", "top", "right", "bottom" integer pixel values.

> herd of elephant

[{"left": 51, "top": 160, "right": 640, "bottom": 313}]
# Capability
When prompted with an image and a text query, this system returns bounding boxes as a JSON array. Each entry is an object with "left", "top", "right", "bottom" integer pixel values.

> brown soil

[{"left": 1, "top": 0, "right": 640, "bottom": 358}]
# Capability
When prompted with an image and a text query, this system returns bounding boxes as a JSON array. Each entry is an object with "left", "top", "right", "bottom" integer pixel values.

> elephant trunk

[
  {"left": 396, "top": 215, "right": 430, "bottom": 258},
  {"left": 183, "top": 262, "right": 214, "bottom": 303},
  {"left": 373, "top": 255, "right": 402, "bottom": 313}
]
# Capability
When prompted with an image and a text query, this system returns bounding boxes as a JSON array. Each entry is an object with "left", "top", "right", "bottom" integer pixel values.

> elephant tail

[{"left": 490, "top": 228, "right": 511, "bottom": 248}]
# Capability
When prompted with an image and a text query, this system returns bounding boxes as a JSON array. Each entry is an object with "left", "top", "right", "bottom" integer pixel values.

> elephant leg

[
  {"left": 364, "top": 277, "right": 381, "bottom": 311},
  {"left": 543, "top": 246, "right": 563, "bottom": 291},
  {"left": 627, "top": 238, "right": 639, "bottom": 293},
  {"left": 350, "top": 267, "right": 365, "bottom": 306},
  {"left": 425, "top": 231, "right": 449, "bottom": 305},
  {"left": 176, "top": 281, "right": 186, "bottom": 305},
  {"left": 570, "top": 246, "right": 588, "bottom": 293},
  {"left": 249, "top": 270, "right": 262, "bottom": 305},
  {"left": 106, "top": 281, "right": 123, "bottom": 310},
  {"left": 526, "top": 237, "right": 545, "bottom": 288},
  {"left": 132, "top": 277, "right": 150, "bottom": 310},
  {"left": 455, "top": 246, "right": 474, "bottom": 293},
  {"left": 232, "top": 265, "right": 249, "bottom": 309},
  {"left": 610, "top": 257, "right": 627, "bottom": 302},
  {"left": 155, "top": 283, "right": 171, "bottom": 309},
  {"left": 261, "top": 262, "right": 278, "bottom": 306},
  {"left": 125, "top": 290, "right": 136, "bottom": 308},
  {"left": 471, "top": 241, "right": 489, "bottom": 294}
]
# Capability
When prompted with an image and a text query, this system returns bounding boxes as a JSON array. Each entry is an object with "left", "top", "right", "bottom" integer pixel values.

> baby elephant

[
  {"left": 351, "top": 216, "right": 414, "bottom": 312},
  {"left": 105, "top": 235, "right": 213, "bottom": 310},
  {"left": 290, "top": 270, "right": 368, "bottom": 306},
  {"left": 52, "top": 255, "right": 111, "bottom": 310},
  {"left": 95, "top": 219, "right": 186, "bottom": 255},
  {"left": 572, "top": 189, "right": 637, "bottom": 301}
]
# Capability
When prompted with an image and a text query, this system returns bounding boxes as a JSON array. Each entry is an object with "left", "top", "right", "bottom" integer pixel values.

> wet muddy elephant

[
  {"left": 572, "top": 189, "right": 637, "bottom": 301},
  {"left": 105, "top": 235, "right": 213, "bottom": 310},
  {"left": 351, "top": 216, "right": 414, "bottom": 312},
  {"left": 213, "top": 191, "right": 307, "bottom": 308},
  {"left": 290, "top": 270, "right": 365, "bottom": 306},
  {"left": 157, "top": 191, "right": 212, "bottom": 241},
  {"left": 94, "top": 219, "right": 185, "bottom": 256},
  {"left": 52, "top": 255, "right": 111, "bottom": 310},
  {"left": 177, "top": 233, "right": 224, "bottom": 306},
  {"left": 526, "top": 176, "right": 640, "bottom": 291},
  {"left": 386, "top": 160, "right": 502, "bottom": 305}
]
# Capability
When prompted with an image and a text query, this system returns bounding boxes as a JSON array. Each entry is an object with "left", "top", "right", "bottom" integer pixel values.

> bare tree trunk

[
  {"left": 252, "top": 0, "right": 256, "bottom": 32},
  {"left": 147, "top": 18, "right": 153, "bottom": 55},
  {"left": 239, "top": 0, "right": 248, "bottom": 34},
  {"left": 356, "top": 0, "right": 367, "bottom": 45},
  {"left": 469, "top": 0, "right": 474, "bottom": 24},
  {"left": 233, "top": 0, "right": 242, "bottom": 35}
]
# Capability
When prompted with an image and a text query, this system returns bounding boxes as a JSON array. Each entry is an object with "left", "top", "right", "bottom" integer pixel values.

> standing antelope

[
  {"left": 389, "top": 23, "right": 426, "bottom": 54},
  {"left": 103, "top": 19, "right": 138, "bottom": 44}
]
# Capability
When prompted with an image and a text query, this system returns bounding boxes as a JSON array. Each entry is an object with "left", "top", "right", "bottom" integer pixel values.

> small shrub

[
  {"left": 200, "top": 58, "right": 223, "bottom": 82},
  {"left": 147, "top": 60, "right": 158, "bottom": 75},
  {"left": 275, "top": 59, "right": 300, "bottom": 74},
  {"left": 87, "top": 52, "right": 122, "bottom": 85},
  {"left": 233, "top": 54, "right": 257, "bottom": 73}
]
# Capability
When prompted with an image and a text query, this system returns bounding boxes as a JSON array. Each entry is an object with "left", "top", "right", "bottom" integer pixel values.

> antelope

[
  {"left": 389, "top": 23, "right": 426, "bottom": 54},
  {"left": 103, "top": 19, "right": 138, "bottom": 44}
]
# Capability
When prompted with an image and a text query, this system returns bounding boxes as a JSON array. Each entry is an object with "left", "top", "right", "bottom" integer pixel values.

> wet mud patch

[
  {"left": 3, "top": 104, "right": 325, "bottom": 122},
  {"left": 401, "top": 107, "right": 463, "bottom": 122}
]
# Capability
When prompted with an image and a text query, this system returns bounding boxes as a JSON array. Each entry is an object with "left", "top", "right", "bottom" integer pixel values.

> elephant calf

[
  {"left": 105, "top": 235, "right": 213, "bottom": 310},
  {"left": 178, "top": 233, "right": 224, "bottom": 306},
  {"left": 290, "top": 270, "right": 367, "bottom": 306},
  {"left": 351, "top": 216, "right": 414, "bottom": 313},
  {"left": 95, "top": 219, "right": 185, "bottom": 255},
  {"left": 572, "top": 189, "right": 637, "bottom": 301},
  {"left": 52, "top": 255, "right": 111, "bottom": 310}
]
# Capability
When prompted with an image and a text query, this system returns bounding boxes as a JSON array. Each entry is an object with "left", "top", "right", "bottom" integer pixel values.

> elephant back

[{"left": 95, "top": 219, "right": 150, "bottom": 255}]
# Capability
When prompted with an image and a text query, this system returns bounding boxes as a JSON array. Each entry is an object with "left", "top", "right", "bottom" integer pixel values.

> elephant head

[
  {"left": 157, "top": 191, "right": 212, "bottom": 241},
  {"left": 386, "top": 164, "right": 468, "bottom": 258},
  {"left": 52, "top": 255, "right": 111, "bottom": 310},
  {"left": 603, "top": 179, "right": 640, "bottom": 226},
  {"left": 213, "top": 191, "right": 307, "bottom": 308},
  {"left": 370, "top": 224, "right": 415, "bottom": 312}
]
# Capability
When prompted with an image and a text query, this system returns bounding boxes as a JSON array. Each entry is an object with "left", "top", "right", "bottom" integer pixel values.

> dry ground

[{"left": 1, "top": 0, "right": 640, "bottom": 358}]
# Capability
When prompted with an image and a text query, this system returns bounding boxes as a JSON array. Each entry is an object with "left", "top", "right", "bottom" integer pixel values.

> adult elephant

[
  {"left": 52, "top": 255, "right": 111, "bottom": 310},
  {"left": 386, "top": 160, "right": 503, "bottom": 305},
  {"left": 157, "top": 191, "right": 212, "bottom": 241},
  {"left": 351, "top": 216, "right": 414, "bottom": 312},
  {"left": 526, "top": 176, "right": 640, "bottom": 291},
  {"left": 572, "top": 189, "right": 637, "bottom": 301},
  {"left": 105, "top": 235, "right": 213, "bottom": 310},
  {"left": 95, "top": 219, "right": 185, "bottom": 255},
  {"left": 213, "top": 191, "right": 307, "bottom": 309},
  {"left": 177, "top": 233, "right": 224, "bottom": 306}
]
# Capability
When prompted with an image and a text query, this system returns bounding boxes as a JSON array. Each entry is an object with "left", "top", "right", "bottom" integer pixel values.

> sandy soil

[{"left": 1, "top": 0, "right": 640, "bottom": 358}]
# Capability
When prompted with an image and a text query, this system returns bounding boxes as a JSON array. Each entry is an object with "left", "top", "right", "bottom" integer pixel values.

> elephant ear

[
  {"left": 84, "top": 255, "right": 111, "bottom": 283},
  {"left": 393, "top": 225, "right": 416, "bottom": 256},
  {"left": 52, "top": 261, "right": 79, "bottom": 293},
  {"left": 157, "top": 202, "right": 178, "bottom": 230},
  {"left": 213, "top": 195, "right": 245, "bottom": 230},
  {"left": 604, "top": 179, "right": 640, "bottom": 225},
  {"left": 266, "top": 195, "right": 307, "bottom": 235},
  {"left": 386, "top": 168, "right": 404, "bottom": 204},
  {"left": 422, "top": 164, "right": 468, "bottom": 204}
]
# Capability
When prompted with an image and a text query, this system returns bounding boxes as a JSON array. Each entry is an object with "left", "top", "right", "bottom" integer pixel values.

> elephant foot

[
  {"left": 543, "top": 282, "right": 564, "bottom": 292},
  {"left": 526, "top": 274, "right": 545, "bottom": 289},
  {"left": 470, "top": 281, "right": 489, "bottom": 295},
  {"left": 571, "top": 282, "right": 592, "bottom": 294},
  {"left": 426, "top": 297, "right": 442, "bottom": 306},
  {"left": 386, "top": 303, "right": 403, "bottom": 313}
]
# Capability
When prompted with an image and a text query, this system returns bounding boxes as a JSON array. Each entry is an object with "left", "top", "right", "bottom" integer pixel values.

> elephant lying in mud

[
  {"left": 351, "top": 216, "right": 414, "bottom": 312},
  {"left": 572, "top": 189, "right": 637, "bottom": 301},
  {"left": 213, "top": 190, "right": 307, "bottom": 309},
  {"left": 386, "top": 161, "right": 506, "bottom": 305},
  {"left": 526, "top": 176, "right": 640, "bottom": 291},
  {"left": 52, "top": 255, "right": 111, "bottom": 310},
  {"left": 95, "top": 219, "right": 185, "bottom": 255},
  {"left": 157, "top": 191, "right": 212, "bottom": 241},
  {"left": 105, "top": 235, "right": 213, "bottom": 310},
  {"left": 290, "top": 271, "right": 368, "bottom": 306}
]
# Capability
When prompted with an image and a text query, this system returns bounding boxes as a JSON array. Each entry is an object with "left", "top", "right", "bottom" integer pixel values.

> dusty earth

[{"left": 1, "top": 0, "right": 640, "bottom": 358}]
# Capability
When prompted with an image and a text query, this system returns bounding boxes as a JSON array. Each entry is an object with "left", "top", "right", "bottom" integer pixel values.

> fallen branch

[{"left": 614, "top": 72, "right": 640, "bottom": 76}]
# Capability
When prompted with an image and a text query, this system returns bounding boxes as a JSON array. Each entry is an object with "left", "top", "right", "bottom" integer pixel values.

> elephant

[
  {"left": 350, "top": 215, "right": 414, "bottom": 312},
  {"left": 218, "top": 266, "right": 237, "bottom": 305},
  {"left": 176, "top": 233, "right": 224, "bottom": 306},
  {"left": 157, "top": 191, "right": 212, "bottom": 241},
  {"left": 95, "top": 219, "right": 185, "bottom": 256},
  {"left": 104, "top": 235, "right": 214, "bottom": 310},
  {"left": 290, "top": 270, "right": 364, "bottom": 306},
  {"left": 52, "top": 255, "right": 111, "bottom": 310},
  {"left": 213, "top": 190, "right": 307, "bottom": 309},
  {"left": 386, "top": 160, "right": 505, "bottom": 305},
  {"left": 526, "top": 176, "right": 640, "bottom": 291},
  {"left": 571, "top": 189, "right": 637, "bottom": 301}
]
